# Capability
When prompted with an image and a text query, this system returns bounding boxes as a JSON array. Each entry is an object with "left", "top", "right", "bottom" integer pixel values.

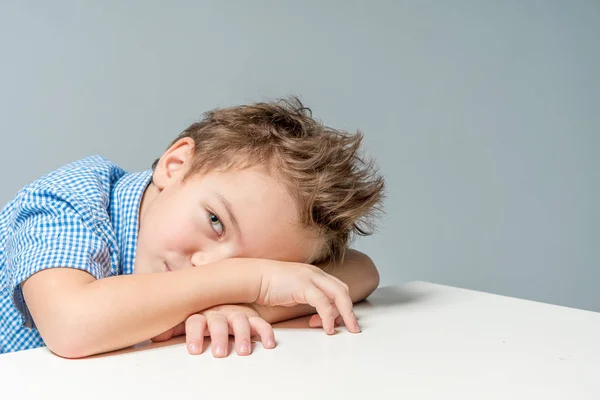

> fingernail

[
  {"left": 239, "top": 344, "right": 249, "bottom": 354},
  {"left": 266, "top": 339, "right": 275, "bottom": 348},
  {"left": 188, "top": 343, "right": 198, "bottom": 353},
  {"left": 215, "top": 345, "right": 226, "bottom": 357}
]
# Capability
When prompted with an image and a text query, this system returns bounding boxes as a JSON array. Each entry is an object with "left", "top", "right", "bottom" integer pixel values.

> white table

[{"left": 1, "top": 281, "right": 599, "bottom": 399}]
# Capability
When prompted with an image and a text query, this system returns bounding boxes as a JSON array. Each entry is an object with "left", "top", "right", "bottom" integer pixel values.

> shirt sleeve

[{"left": 3, "top": 189, "right": 112, "bottom": 328}]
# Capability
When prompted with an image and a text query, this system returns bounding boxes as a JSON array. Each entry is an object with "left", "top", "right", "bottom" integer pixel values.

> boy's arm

[
  {"left": 22, "top": 259, "right": 257, "bottom": 359},
  {"left": 254, "top": 249, "right": 380, "bottom": 324}
]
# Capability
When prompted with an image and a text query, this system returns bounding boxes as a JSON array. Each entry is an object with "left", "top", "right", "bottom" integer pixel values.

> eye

[{"left": 208, "top": 212, "right": 224, "bottom": 236}]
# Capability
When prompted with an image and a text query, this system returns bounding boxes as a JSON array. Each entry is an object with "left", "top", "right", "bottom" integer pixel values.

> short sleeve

[{"left": 3, "top": 191, "right": 112, "bottom": 328}]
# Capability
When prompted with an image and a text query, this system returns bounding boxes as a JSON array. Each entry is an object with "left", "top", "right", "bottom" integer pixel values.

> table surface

[{"left": 1, "top": 281, "right": 599, "bottom": 399}]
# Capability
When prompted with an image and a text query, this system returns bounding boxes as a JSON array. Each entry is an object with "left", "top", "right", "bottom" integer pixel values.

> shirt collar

[{"left": 110, "top": 169, "right": 153, "bottom": 276}]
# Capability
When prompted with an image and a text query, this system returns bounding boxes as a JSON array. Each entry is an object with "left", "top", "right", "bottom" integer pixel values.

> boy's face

[{"left": 134, "top": 138, "right": 321, "bottom": 274}]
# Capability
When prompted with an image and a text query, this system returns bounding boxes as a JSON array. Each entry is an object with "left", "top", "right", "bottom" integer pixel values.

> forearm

[
  {"left": 73, "top": 266, "right": 254, "bottom": 355},
  {"left": 256, "top": 249, "right": 380, "bottom": 324},
  {"left": 23, "top": 259, "right": 258, "bottom": 358}
]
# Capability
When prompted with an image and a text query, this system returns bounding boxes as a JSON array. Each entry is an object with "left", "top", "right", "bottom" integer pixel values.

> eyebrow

[{"left": 215, "top": 192, "right": 241, "bottom": 236}]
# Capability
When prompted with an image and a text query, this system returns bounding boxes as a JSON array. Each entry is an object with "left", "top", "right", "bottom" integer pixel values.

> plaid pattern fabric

[{"left": 0, "top": 156, "right": 152, "bottom": 353}]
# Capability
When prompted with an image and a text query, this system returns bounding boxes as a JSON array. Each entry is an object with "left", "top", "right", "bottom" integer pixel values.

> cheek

[
  {"left": 147, "top": 205, "right": 201, "bottom": 250},
  {"left": 162, "top": 218, "right": 202, "bottom": 251}
]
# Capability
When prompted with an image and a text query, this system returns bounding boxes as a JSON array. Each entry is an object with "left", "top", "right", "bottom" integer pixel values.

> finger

[
  {"left": 249, "top": 316, "right": 276, "bottom": 349},
  {"left": 313, "top": 275, "right": 361, "bottom": 333},
  {"left": 308, "top": 311, "right": 343, "bottom": 328},
  {"left": 229, "top": 313, "right": 252, "bottom": 356},
  {"left": 323, "top": 271, "right": 350, "bottom": 294},
  {"left": 207, "top": 314, "right": 229, "bottom": 358},
  {"left": 308, "top": 314, "right": 322, "bottom": 328},
  {"left": 185, "top": 314, "right": 207, "bottom": 355},
  {"left": 305, "top": 286, "right": 337, "bottom": 334},
  {"left": 334, "top": 277, "right": 350, "bottom": 294},
  {"left": 317, "top": 266, "right": 350, "bottom": 293}
]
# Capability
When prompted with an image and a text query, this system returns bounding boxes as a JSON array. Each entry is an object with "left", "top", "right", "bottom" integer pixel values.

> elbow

[
  {"left": 44, "top": 330, "right": 94, "bottom": 359},
  {"left": 348, "top": 250, "right": 380, "bottom": 302},
  {"left": 48, "top": 345, "right": 87, "bottom": 360},
  {"left": 40, "top": 314, "right": 97, "bottom": 359},
  {"left": 364, "top": 258, "right": 380, "bottom": 298}
]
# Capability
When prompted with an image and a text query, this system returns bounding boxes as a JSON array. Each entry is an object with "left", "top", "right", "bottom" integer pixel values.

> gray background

[{"left": 1, "top": 1, "right": 598, "bottom": 311}]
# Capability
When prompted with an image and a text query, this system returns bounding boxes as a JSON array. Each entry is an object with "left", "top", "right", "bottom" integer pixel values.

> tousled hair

[{"left": 152, "top": 96, "right": 384, "bottom": 264}]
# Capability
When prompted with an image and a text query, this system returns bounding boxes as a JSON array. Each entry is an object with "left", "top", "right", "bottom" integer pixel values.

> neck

[{"left": 138, "top": 182, "right": 160, "bottom": 230}]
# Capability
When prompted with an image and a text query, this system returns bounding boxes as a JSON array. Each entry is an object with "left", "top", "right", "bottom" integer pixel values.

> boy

[{"left": 0, "top": 97, "right": 384, "bottom": 358}]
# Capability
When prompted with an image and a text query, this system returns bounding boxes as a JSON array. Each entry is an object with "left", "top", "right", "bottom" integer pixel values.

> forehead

[
  {"left": 188, "top": 166, "right": 294, "bottom": 216},
  {"left": 185, "top": 166, "right": 321, "bottom": 263}
]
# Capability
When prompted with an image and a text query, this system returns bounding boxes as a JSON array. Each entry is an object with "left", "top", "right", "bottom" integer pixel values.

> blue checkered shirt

[{"left": 0, "top": 156, "right": 152, "bottom": 353}]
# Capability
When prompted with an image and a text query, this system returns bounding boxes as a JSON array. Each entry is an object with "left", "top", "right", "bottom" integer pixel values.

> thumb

[
  {"left": 308, "top": 313, "right": 343, "bottom": 328},
  {"left": 308, "top": 314, "right": 322, "bottom": 328}
]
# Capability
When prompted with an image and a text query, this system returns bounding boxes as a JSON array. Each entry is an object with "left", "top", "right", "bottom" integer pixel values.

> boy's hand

[
  {"left": 185, "top": 304, "right": 275, "bottom": 357},
  {"left": 255, "top": 260, "right": 360, "bottom": 335},
  {"left": 151, "top": 304, "right": 274, "bottom": 358}
]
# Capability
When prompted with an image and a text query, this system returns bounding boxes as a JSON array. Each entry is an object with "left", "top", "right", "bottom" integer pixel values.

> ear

[{"left": 152, "top": 137, "right": 195, "bottom": 190}]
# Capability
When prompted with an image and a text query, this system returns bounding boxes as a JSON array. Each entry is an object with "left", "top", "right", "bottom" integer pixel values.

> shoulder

[
  {"left": 20, "top": 155, "right": 126, "bottom": 212},
  {"left": 29, "top": 155, "right": 126, "bottom": 196},
  {"left": 1, "top": 156, "right": 128, "bottom": 237}
]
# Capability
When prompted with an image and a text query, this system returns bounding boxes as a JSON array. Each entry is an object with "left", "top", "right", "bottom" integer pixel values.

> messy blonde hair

[{"left": 152, "top": 96, "right": 384, "bottom": 264}]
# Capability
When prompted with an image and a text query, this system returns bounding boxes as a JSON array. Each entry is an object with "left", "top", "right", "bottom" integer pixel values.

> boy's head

[{"left": 135, "top": 97, "right": 384, "bottom": 273}]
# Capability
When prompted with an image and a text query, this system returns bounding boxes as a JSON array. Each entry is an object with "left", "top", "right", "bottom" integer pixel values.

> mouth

[{"left": 164, "top": 263, "right": 172, "bottom": 272}]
